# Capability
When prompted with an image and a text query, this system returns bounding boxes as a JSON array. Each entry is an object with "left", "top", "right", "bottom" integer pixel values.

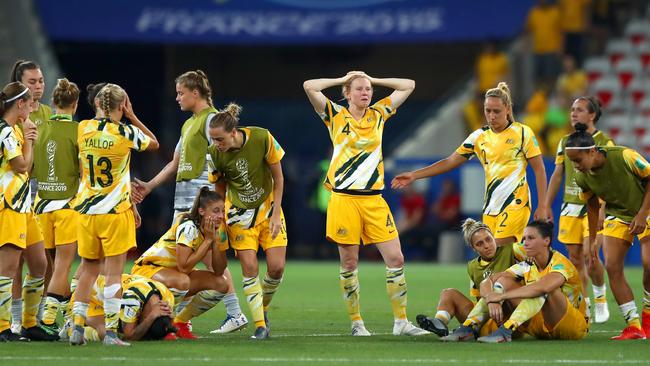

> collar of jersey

[{"left": 49, "top": 114, "right": 73, "bottom": 122}]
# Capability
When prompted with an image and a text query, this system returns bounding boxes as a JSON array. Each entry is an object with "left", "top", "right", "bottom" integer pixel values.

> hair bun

[{"left": 574, "top": 123, "right": 588, "bottom": 132}]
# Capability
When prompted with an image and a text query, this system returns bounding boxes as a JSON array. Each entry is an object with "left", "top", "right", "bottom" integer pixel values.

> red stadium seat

[
  {"left": 591, "top": 75, "right": 621, "bottom": 107},
  {"left": 606, "top": 39, "right": 635, "bottom": 65},
  {"left": 615, "top": 57, "right": 642, "bottom": 88},
  {"left": 584, "top": 57, "right": 611, "bottom": 83},
  {"left": 631, "top": 115, "right": 649, "bottom": 138},
  {"left": 627, "top": 78, "right": 650, "bottom": 106},
  {"left": 624, "top": 19, "right": 650, "bottom": 45},
  {"left": 638, "top": 42, "right": 650, "bottom": 67}
]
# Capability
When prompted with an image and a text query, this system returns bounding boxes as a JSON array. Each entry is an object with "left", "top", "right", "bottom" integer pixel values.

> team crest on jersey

[
  {"left": 505, "top": 138, "right": 515, "bottom": 145},
  {"left": 337, "top": 227, "right": 347, "bottom": 236},
  {"left": 482, "top": 269, "right": 492, "bottom": 279},
  {"left": 235, "top": 234, "right": 244, "bottom": 242}
]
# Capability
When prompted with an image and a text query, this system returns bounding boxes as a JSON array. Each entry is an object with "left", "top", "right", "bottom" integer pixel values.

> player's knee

[
  {"left": 340, "top": 257, "right": 358, "bottom": 271},
  {"left": 174, "top": 274, "right": 190, "bottom": 291},
  {"left": 604, "top": 260, "right": 623, "bottom": 276},
  {"left": 266, "top": 265, "right": 284, "bottom": 280},
  {"left": 439, "top": 288, "right": 457, "bottom": 299},
  {"left": 387, "top": 253, "right": 404, "bottom": 268}
]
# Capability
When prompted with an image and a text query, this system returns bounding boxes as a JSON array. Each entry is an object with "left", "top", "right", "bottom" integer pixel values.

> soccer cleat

[
  {"left": 174, "top": 321, "right": 198, "bottom": 340},
  {"left": 0, "top": 329, "right": 29, "bottom": 342},
  {"left": 209, "top": 313, "right": 248, "bottom": 334},
  {"left": 163, "top": 332, "right": 178, "bottom": 341},
  {"left": 69, "top": 325, "right": 86, "bottom": 346},
  {"left": 264, "top": 310, "right": 270, "bottom": 331},
  {"left": 416, "top": 314, "right": 448, "bottom": 337},
  {"left": 21, "top": 326, "right": 60, "bottom": 341},
  {"left": 103, "top": 331, "right": 130, "bottom": 346},
  {"left": 477, "top": 325, "right": 513, "bottom": 343},
  {"left": 250, "top": 326, "right": 269, "bottom": 340},
  {"left": 351, "top": 321, "right": 371, "bottom": 336},
  {"left": 594, "top": 301, "right": 610, "bottom": 324},
  {"left": 40, "top": 322, "right": 60, "bottom": 337},
  {"left": 10, "top": 322, "right": 21, "bottom": 335},
  {"left": 58, "top": 319, "right": 71, "bottom": 341},
  {"left": 611, "top": 326, "right": 646, "bottom": 340},
  {"left": 393, "top": 320, "right": 430, "bottom": 336},
  {"left": 642, "top": 312, "right": 650, "bottom": 336},
  {"left": 440, "top": 325, "right": 477, "bottom": 342}
]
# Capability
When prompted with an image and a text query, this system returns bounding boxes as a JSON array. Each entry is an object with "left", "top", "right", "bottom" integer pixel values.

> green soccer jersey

[
  {"left": 574, "top": 147, "right": 650, "bottom": 223},
  {"left": 176, "top": 107, "right": 216, "bottom": 182},
  {"left": 33, "top": 114, "right": 79, "bottom": 213},
  {"left": 208, "top": 127, "right": 284, "bottom": 209},
  {"left": 556, "top": 130, "right": 614, "bottom": 205},
  {"left": 30, "top": 103, "right": 52, "bottom": 127},
  {"left": 466, "top": 242, "right": 526, "bottom": 299}
]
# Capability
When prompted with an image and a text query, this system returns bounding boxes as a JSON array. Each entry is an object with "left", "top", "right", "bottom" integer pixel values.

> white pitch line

[{"left": 1, "top": 356, "right": 650, "bottom": 364}]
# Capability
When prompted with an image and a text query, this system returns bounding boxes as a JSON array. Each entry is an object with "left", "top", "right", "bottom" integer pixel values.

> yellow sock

[
  {"left": 42, "top": 293, "right": 67, "bottom": 326},
  {"left": 243, "top": 277, "right": 265, "bottom": 328},
  {"left": 463, "top": 298, "right": 489, "bottom": 327},
  {"left": 386, "top": 267, "right": 407, "bottom": 321},
  {"left": 174, "top": 290, "right": 224, "bottom": 323},
  {"left": 0, "top": 276, "right": 12, "bottom": 332},
  {"left": 620, "top": 300, "right": 641, "bottom": 329},
  {"left": 72, "top": 301, "right": 88, "bottom": 327},
  {"left": 84, "top": 326, "right": 100, "bottom": 342},
  {"left": 339, "top": 268, "right": 362, "bottom": 322},
  {"left": 22, "top": 275, "right": 44, "bottom": 328},
  {"left": 435, "top": 310, "right": 451, "bottom": 325},
  {"left": 504, "top": 296, "right": 546, "bottom": 330},
  {"left": 70, "top": 278, "right": 78, "bottom": 293},
  {"left": 262, "top": 274, "right": 282, "bottom": 311}
]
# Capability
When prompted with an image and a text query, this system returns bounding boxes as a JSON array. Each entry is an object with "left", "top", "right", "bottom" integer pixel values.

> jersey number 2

[{"left": 87, "top": 154, "right": 113, "bottom": 188}]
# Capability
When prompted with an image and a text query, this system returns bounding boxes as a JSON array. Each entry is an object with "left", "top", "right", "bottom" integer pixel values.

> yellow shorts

[
  {"left": 602, "top": 217, "right": 650, "bottom": 242},
  {"left": 326, "top": 192, "right": 398, "bottom": 245},
  {"left": 228, "top": 211, "right": 288, "bottom": 252},
  {"left": 522, "top": 297, "right": 588, "bottom": 340},
  {"left": 131, "top": 263, "right": 165, "bottom": 279},
  {"left": 0, "top": 209, "right": 27, "bottom": 249},
  {"left": 558, "top": 215, "right": 604, "bottom": 245},
  {"left": 483, "top": 207, "right": 530, "bottom": 242},
  {"left": 26, "top": 212, "right": 44, "bottom": 246},
  {"left": 38, "top": 209, "right": 78, "bottom": 249},
  {"left": 77, "top": 210, "right": 136, "bottom": 259}
]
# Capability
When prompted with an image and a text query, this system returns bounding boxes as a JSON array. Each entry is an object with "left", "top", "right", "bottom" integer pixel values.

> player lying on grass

[
  {"left": 131, "top": 187, "right": 237, "bottom": 339},
  {"left": 442, "top": 220, "right": 588, "bottom": 343},
  {"left": 416, "top": 218, "right": 525, "bottom": 337},
  {"left": 65, "top": 274, "right": 176, "bottom": 344}
]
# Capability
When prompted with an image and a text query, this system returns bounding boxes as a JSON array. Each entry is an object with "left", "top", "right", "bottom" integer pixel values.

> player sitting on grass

[
  {"left": 416, "top": 218, "right": 525, "bottom": 337},
  {"left": 442, "top": 220, "right": 588, "bottom": 343}
]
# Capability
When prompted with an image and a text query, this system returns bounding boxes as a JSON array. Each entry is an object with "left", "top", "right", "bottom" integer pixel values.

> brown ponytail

[
  {"left": 175, "top": 70, "right": 214, "bottom": 107},
  {"left": 183, "top": 187, "right": 224, "bottom": 224},
  {"left": 52, "top": 78, "right": 80, "bottom": 109}
]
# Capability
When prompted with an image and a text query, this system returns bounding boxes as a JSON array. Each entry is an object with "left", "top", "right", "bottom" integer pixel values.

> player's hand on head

[{"left": 391, "top": 172, "right": 415, "bottom": 189}]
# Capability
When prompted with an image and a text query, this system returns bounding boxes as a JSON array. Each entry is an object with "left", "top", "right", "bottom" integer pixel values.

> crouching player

[
  {"left": 443, "top": 221, "right": 588, "bottom": 342},
  {"left": 416, "top": 218, "right": 526, "bottom": 337},
  {"left": 131, "top": 187, "right": 244, "bottom": 338},
  {"left": 67, "top": 274, "right": 176, "bottom": 343}
]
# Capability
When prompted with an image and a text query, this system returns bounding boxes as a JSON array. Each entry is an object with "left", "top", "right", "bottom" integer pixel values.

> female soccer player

[
  {"left": 392, "top": 82, "right": 550, "bottom": 247},
  {"left": 32, "top": 78, "right": 81, "bottom": 335},
  {"left": 416, "top": 218, "right": 525, "bottom": 337},
  {"left": 70, "top": 83, "right": 159, "bottom": 346},
  {"left": 10, "top": 60, "right": 51, "bottom": 126},
  {"left": 9, "top": 60, "right": 51, "bottom": 336},
  {"left": 130, "top": 70, "right": 246, "bottom": 333},
  {"left": 132, "top": 187, "right": 234, "bottom": 339},
  {"left": 566, "top": 126, "right": 650, "bottom": 340},
  {"left": 443, "top": 221, "right": 588, "bottom": 342},
  {"left": 69, "top": 274, "right": 176, "bottom": 343},
  {"left": 207, "top": 103, "right": 287, "bottom": 340},
  {"left": 0, "top": 82, "right": 52, "bottom": 341},
  {"left": 545, "top": 96, "right": 612, "bottom": 323},
  {"left": 303, "top": 71, "right": 427, "bottom": 336}
]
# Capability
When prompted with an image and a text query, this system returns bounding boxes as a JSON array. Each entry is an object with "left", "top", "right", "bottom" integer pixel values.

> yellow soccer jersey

[
  {"left": 506, "top": 250, "right": 584, "bottom": 309},
  {"left": 136, "top": 216, "right": 228, "bottom": 268},
  {"left": 318, "top": 97, "right": 395, "bottom": 191},
  {"left": 0, "top": 121, "right": 30, "bottom": 212},
  {"left": 92, "top": 274, "right": 174, "bottom": 324},
  {"left": 75, "top": 119, "right": 150, "bottom": 214},
  {"left": 456, "top": 122, "right": 542, "bottom": 215}
]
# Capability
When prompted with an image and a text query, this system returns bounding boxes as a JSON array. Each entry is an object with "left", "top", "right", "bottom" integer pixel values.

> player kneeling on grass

[
  {"left": 131, "top": 187, "right": 241, "bottom": 339},
  {"left": 416, "top": 218, "right": 526, "bottom": 337},
  {"left": 66, "top": 274, "right": 176, "bottom": 343},
  {"left": 442, "top": 220, "right": 588, "bottom": 343}
]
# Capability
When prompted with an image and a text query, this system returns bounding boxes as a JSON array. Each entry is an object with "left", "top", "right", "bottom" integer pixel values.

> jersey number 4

[
  {"left": 86, "top": 154, "right": 113, "bottom": 188},
  {"left": 342, "top": 123, "right": 351, "bottom": 135}
]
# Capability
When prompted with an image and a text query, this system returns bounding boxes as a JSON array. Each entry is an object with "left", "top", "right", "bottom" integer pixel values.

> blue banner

[{"left": 35, "top": 0, "right": 534, "bottom": 44}]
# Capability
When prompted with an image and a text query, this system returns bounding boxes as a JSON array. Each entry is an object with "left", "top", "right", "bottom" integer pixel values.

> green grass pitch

[{"left": 3, "top": 261, "right": 650, "bottom": 365}]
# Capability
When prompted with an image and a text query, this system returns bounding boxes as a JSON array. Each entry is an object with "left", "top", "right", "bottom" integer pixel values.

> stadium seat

[
  {"left": 605, "top": 95, "right": 629, "bottom": 117},
  {"left": 640, "top": 133, "right": 650, "bottom": 154},
  {"left": 584, "top": 57, "right": 611, "bottom": 83},
  {"left": 606, "top": 39, "right": 635, "bottom": 65},
  {"left": 591, "top": 75, "right": 622, "bottom": 107},
  {"left": 600, "top": 114, "right": 629, "bottom": 140},
  {"left": 627, "top": 78, "right": 650, "bottom": 106},
  {"left": 639, "top": 96, "right": 650, "bottom": 116},
  {"left": 615, "top": 57, "right": 643, "bottom": 88},
  {"left": 631, "top": 115, "right": 649, "bottom": 138},
  {"left": 637, "top": 41, "right": 650, "bottom": 67},
  {"left": 624, "top": 19, "right": 650, "bottom": 45}
]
